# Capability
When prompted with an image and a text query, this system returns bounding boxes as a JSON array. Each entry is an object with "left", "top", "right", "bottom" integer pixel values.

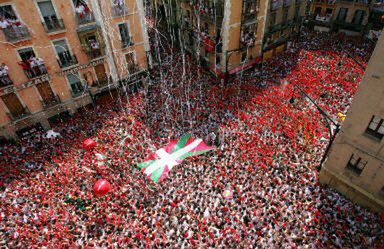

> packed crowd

[{"left": 1, "top": 30, "right": 383, "bottom": 247}]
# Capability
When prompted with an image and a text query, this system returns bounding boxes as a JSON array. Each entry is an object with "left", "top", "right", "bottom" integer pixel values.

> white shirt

[
  {"left": 76, "top": 5, "right": 85, "bottom": 14},
  {"left": 0, "top": 19, "right": 10, "bottom": 29}
]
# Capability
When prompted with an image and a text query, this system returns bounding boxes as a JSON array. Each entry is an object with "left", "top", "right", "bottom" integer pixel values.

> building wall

[
  {"left": 310, "top": 0, "right": 370, "bottom": 34},
  {"left": 263, "top": 0, "right": 307, "bottom": 55},
  {"left": 320, "top": 33, "right": 384, "bottom": 212},
  {"left": 0, "top": 0, "right": 149, "bottom": 140}
]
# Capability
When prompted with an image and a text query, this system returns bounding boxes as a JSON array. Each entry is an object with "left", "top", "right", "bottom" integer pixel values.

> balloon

[
  {"left": 223, "top": 189, "right": 233, "bottom": 200},
  {"left": 93, "top": 179, "right": 111, "bottom": 197},
  {"left": 83, "top": 138, "right": 97, "bottom": 151}
]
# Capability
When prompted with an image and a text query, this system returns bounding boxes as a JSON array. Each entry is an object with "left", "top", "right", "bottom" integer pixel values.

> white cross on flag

[{"left": 137, "top": 134, "right": 214, "bottom": 183}]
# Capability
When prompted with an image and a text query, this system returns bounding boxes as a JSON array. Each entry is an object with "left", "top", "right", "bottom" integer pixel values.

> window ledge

[
  {"left": 47, "top": 29, "right": 67, "bottom": 36},
  {"left": 363, "top": 132, "right": 383, "bottom": 143}
]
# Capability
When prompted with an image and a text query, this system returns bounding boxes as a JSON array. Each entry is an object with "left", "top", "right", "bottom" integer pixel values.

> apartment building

[
  {"left": 263, "top": 0, "right": 307, "bottom": 59},
  {"left": 310, "top": 0, "right": 371, "bottom": 35},
  {"left": 0, "top": 0, "right": 150, "bottom": 140},
  {"left": 320, "top": 33, "right": 384, "bottom": 212},
  {"left": 152, "top": 0, "right": 307, "bottom": 77}
]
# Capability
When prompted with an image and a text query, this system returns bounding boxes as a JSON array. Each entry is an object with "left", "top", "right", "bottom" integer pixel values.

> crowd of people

[{"left": 0, "top": 30, "right": 383, "bottom": 247}]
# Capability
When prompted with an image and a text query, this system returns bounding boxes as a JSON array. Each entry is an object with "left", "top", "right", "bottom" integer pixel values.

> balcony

[
  {"left": 42, "top": 18, "right": 65, "bottom": 33},
  {"left": 6, "top": 107, "right": 30, "bottom": 121},
  {"left": 2, "top": 24, "right": 31, "bottom": 43},
  {"left": 57, "top": 53, "right": 78, "bottom": 68},
  {"left": 112, "top": 4, "right": 129, "bottom": 17},
  {"left": 0, "top": 75, "right": 13, "bottom": 88},
  {"left": 93, "top": 79, "right": 109, "bottom": 87},
  {"left": 243, "top": 10, "right": 259, "bottom": 23},
  {"left": 333, "top": 20, "right": 365, "bottom": 32},
  {"left": 127, "top": 64, "right": 140, "bottom": 75},
  {"left": 83, "top": 44, "right": 106, "bottom": 60},
  {"left": 41, "top": 95, "right": 61, "bottom": 108},
  {"left": 122, "top": 37, "right": 134, "bottom": 48},
  {"left": 19, "top": 61, "right": 48, "bottom": 79},
  {"left": 283, "top": 0, "right": 293, "bottom": 7},
  {"left": 76, "top": 12, "right": 95, "bottom": 26},
  {"left": 271, "top": 0, "right": 283, "bottom": 10}
]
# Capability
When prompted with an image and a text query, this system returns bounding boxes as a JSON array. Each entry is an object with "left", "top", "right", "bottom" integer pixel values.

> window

[
  {"left": 0, "top": 63, "right": 13, "bottom": 87},
  {"left": 337, "top": 8, "right": 348, "bottom": 22},
  {"left": 0, "top": 5, "right": 30, "bottom": 42},
  {"left": 18, "top": 47, "right": 35, "bottom": 62},
  {"left": 346, "top": 154, "right": 367, "bottom": 175},
  {"left": 67, "top": 73, "right": 84, "bottom": 95},
  {"left": 203, "top": 22, "right": 209, "bottom": 34},
  {"left": 352, "top": 10, "right": 365, "bottom": 25},
  {"left": 314, "top": 7, "right": 322, "bottom": 16},
  {"left": 271, "top": 0, "right": 282, "bottom": 10},
  {"left": 17, "top": 48, "right": 47, "bottom": 78},
  {"left": 118, "top": 23, "right": 133, "bottom": 48},
  {"left": 72, "top": 0, "right": 94, "bottom": 25},
  {"left": 125, "top": 53, "right": 137, "bottom": 74},
  {"left": 78, "top": 32, "right": 104, "bottom": 60},
  {"left": 243, "top": 0, "right": 258, "bottom": 19},
  {"left": 270, "top": 12, "right": 277, "bottom": 26},
  {"left": 294, "top": 6, "right": 300, "bottom": 21},
  {"left": 53, "top": 40, "right": 77, "bottom": 68},
  {"left": 36, "top": 81, "right": 58, "bottom": 106},
  {"left": 37, "top": 0, "right": 63, "bottom": 32},
  {"left": 1, "top": 93, "right": 27, "bottom": 119},
  {"left": 365, "top": 115, "right": 384, "bottom": 139},
  {"left": 240, "top": 23, "right": 257, "bottom": 47},
  {"left": 282, "top": 9, "right": 288, "bottom": 23},
  {"left": 112, "top": 0, "right": 128, "bottom": 16},
  {"left": 0, "top": 5, "right": 18, "bottom": 20}
]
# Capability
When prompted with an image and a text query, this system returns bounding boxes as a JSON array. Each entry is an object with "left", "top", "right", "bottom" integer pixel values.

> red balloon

[
  {"left": 93, "top": 179, "right": 111, "bottom": 197},
  {"left": 83, "top": 138, "right": 97, "bottom": 151}
]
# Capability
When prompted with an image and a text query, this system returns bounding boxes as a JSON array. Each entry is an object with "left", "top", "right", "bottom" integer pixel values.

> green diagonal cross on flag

[{"left": 137, "top": 134, "right": 214, "bottom": 183}]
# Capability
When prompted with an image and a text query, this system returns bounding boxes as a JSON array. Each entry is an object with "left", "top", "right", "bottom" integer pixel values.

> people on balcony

[
  {"left": 17, "top": 57, "right": 47, "bottom": 79},
  {"left": 0, "top": 63, "right": 12, "bottom": 86},
  {"left": 113, "top": 0, "right": 126, "bottom": 15},
  {"left": 89, "top": 39, "right": 101, "bottom": 58},
  {"left": 241, "top": 30, "right": 256, "bottom": 47},
  {"left": 75, "top": 1, "right": 91, "bottom": 22},
  {"left": 113, "top": 0, "right": 125, "bottom": 8},
  {"left": 0, "top": 16, "right": 28, "bottom": 38}
]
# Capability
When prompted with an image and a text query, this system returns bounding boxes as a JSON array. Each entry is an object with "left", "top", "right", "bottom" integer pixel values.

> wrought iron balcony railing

[
  {"left": 112, "top": 4, "right": 129, "bottom": 17},
  {"left": 41, "top": 95, "right": 61, "bottom": 108},
  {"left": 76, "top": 12, "right": 95, "bottom": 26},
  {"left": 57, "top": 53, "right": 78, "bottom": 68},
  {"left": 42, "top": 18, "right": 65, "bottom": 33},
  {"left": 0, "top": 75, "right": 13, "bottom": 88},
  {"left": 2, "top": 24, "right": 31, "bottom": 43}
]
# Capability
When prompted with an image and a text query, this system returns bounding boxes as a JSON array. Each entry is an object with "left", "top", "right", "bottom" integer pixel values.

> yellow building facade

[
  {"left": 0, "top": 0, "right": 150, "bottom": 140},
  {"left": 310, "top": 0, "right": 370, "bottom": 34},
  {"left": 320, "top": 33, "right": 384, "bottom": 212},
  {"left": 152, "top": 0, "right": 307, "bottom": 77}
]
